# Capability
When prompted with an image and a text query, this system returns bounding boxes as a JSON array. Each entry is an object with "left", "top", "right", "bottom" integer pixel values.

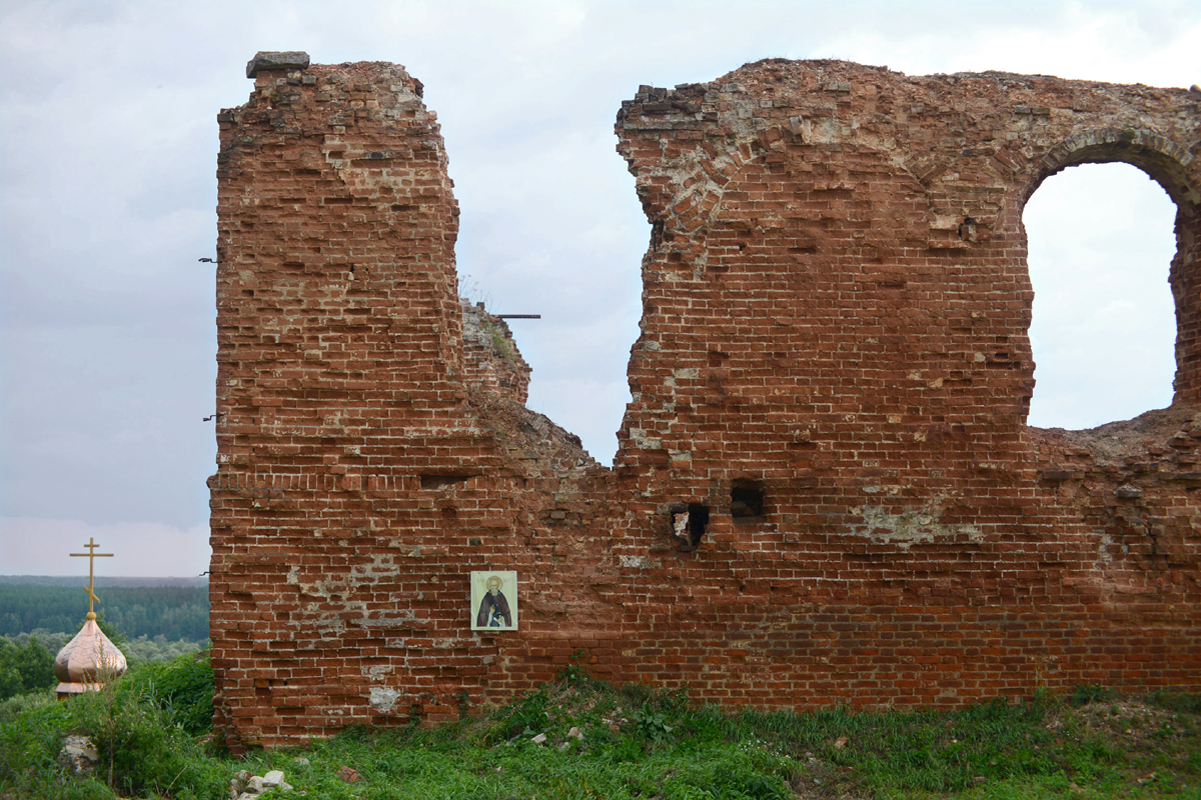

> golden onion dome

[{"left": 54, "top": 613, "right": 127, "bottom": 695}]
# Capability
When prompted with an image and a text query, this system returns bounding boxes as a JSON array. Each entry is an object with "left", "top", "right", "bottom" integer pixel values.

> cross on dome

[{"left": 70, "top": 537, "right": 113, "bottom": 620}]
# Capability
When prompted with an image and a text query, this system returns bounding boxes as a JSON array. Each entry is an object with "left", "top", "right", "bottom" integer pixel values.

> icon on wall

[{"left": 471, "top": 571, "right": 518, "bottom": 631}]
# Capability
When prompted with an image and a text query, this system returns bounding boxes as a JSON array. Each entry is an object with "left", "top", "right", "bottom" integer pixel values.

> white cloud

[{"left": 819, "top": 4, "right": 1200, "bottom": 87}]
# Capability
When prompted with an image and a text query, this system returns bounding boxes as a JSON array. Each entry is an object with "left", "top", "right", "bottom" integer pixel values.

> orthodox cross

[{"left": 70, "top": 537, "right": 113, "bottom": 620}]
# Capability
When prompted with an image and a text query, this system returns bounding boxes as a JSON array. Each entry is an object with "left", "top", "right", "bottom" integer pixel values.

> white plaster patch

[
  {"left": 353, "top": 609, "right": 426, "bottom": 629},
  {"left": 351, "top": 554, "right": 400, "bottom": 579},
  {"left": 369, "top": 687, "right": 401, "bottom": 713},
  {"left": 366, "top": 665, "right": 392, "bottom": 681},
  {"left": 432, "top": 637, "right": 476, "bottom": 650},
  {"left": 297, "top": 576, "right": 354, "bottom": 601},
  {"left": 628, "top": 428, "right": 663, "bottom": 450},
  {"left": 848, "top": 498, "right": 981, "bottom": 550}
]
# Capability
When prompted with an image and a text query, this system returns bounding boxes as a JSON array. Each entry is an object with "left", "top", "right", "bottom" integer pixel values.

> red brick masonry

[{"left": 211, "top": 54, "right": 1201, "bottom": 747}]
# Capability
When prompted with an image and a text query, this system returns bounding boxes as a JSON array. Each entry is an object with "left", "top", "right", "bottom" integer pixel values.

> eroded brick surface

[
  {"left": 461, "top": 300, "right": 531, "bottom": 405},
  {"left": 211, "top": 56, "right": 1201, "bottom": 748}
]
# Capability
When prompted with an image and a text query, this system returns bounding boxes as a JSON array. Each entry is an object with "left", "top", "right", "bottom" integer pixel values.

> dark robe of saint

[{"left": 476, "top": 588, "right": 512, "bottom": 628}]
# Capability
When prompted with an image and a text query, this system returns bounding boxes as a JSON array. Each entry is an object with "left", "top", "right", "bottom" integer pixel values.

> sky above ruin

[{"left": 1, "top": 0, "right": 1197, "bottom": 576}]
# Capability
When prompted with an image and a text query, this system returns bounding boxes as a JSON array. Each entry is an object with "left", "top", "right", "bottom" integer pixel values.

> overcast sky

[{"left": 1, "top": 0, "right": 1197, "bottom": 576}]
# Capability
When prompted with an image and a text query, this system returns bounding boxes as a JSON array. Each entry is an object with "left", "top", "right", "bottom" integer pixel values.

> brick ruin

[{"left": 210, "top": 51, "right": 1201, "bottom": 747}]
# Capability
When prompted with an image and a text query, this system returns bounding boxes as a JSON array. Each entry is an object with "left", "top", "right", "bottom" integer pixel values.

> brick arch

[
  {"left": 1025, "top": 127, "right": 1198, "bottom": 207},
  {"left": 640, "top": 134, "right": 773, "bottom": 248},
  {"left": 1020, "top": 130, "right": 1201, "bottom": 403}
]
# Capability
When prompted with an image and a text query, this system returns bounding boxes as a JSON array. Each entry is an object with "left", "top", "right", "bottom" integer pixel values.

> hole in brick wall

[
  {"left": 730, "top": 479, "right": 765, "bottom": 519},
  {"left": 670, "top": 503, "right": 710, "bottom": 551},
  {"left": 420, "top": 474, "right": 472, "bottom": 490},
  {"left": 1024, "top": 162, "right": 1177, "bottom": 428},
  {"left": 651, "top": 220, "right": 664, "bottom": 252},
  {"left": 957, "top": 217, "right": 976, "bottom": 242}
]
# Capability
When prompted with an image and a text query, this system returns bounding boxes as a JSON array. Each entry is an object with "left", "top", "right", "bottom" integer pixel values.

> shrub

[
  {"left": 1070, "top": 684, "right": 1115, "bottom": 706},
  {"left": 0, "top": 687, "right": 55, "bottom": 726},
  {"left": 0, "top": 651, "right": 222, "bottom": 800},
  {"left": 120, "top": 650, "right": 214, "bottom": 735},
  {"left": 0, "top": 636, "right": 56, "bottom": 700}
]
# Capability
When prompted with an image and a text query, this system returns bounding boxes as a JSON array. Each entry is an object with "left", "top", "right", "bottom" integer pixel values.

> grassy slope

[{"left": 1, "top": 658, "right": 1199, "bottom": 800}]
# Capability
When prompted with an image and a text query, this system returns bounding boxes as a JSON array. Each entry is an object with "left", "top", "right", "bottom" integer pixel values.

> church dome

[{"left": 54, "top": 614, "right": 127, "bottom": 695}]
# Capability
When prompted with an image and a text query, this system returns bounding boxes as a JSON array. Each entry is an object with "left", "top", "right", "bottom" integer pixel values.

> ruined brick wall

[
  {"left": 607, "top": 60, "right": 1201, "bottom": 707},
  {"left": 460, "top": 300, "right": 531, "bottom": 404},
  {"left": 211, "top": 54, "right": 1201, "bottom": 748},
  {"left": 210, "top": 54, "right": 603, "bottom": 746}
]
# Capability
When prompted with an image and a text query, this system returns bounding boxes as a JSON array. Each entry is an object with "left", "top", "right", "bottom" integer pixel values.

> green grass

[{"left": 1, "top": 657, "right": 1199, "bottom": 800}]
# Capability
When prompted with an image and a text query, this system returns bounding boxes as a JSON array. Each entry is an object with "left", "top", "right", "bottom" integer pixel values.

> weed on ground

[{"left": 1, "top": 657, "right": 1199, "bottom": 799}]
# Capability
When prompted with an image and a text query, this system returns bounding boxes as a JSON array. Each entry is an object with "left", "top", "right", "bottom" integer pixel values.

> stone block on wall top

[{"left": 246, "top": 51, "right": 311, "bottom": 78}]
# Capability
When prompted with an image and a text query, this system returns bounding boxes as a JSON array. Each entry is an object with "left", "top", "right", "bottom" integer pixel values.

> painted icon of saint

[{"left": 476, "top": 575, "right": 512, "bottom": 628}]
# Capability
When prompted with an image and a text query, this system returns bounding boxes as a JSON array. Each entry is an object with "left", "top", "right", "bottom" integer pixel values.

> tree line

[
  {"left": 0, "top": 637, "right": 54, "bottom": 701},
  {"left": 0, "top": 585, "right": 208, "bottom": 642}
]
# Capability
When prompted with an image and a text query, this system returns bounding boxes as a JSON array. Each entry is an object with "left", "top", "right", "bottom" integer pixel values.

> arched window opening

[{"left": 1024, "top": 162, "right": 1177, "bottom": 429}]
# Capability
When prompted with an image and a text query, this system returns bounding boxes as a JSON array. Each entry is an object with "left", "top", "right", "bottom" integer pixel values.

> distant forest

[{"left": 0, "top": 585, "right": 208, "bottom": 641}]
